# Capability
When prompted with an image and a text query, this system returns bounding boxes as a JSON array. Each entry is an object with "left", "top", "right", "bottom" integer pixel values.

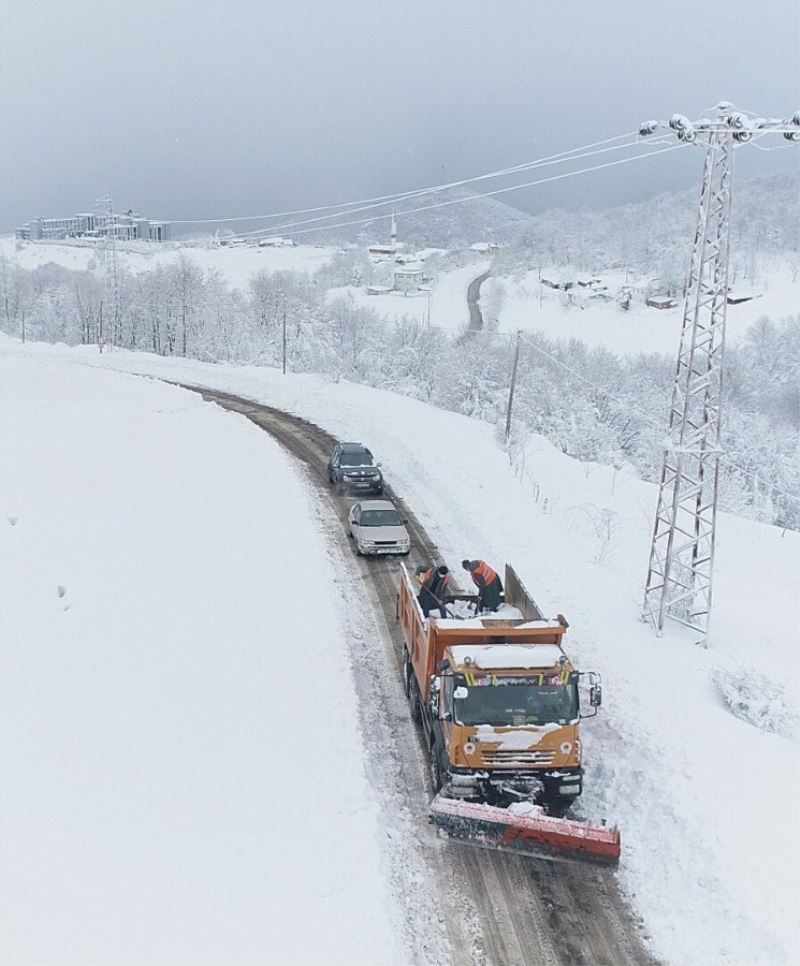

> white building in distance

[{"left": 15, "top": 207, "right": 170, "bottom": 243}]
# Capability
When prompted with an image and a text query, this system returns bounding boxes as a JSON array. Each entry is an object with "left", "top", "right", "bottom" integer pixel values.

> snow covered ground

[
  {"left": 329, "top": 260, "right": 492, "bottom": 331},
  {"left": 482, "top": 266, "right": 799, "bottom": 354},
  {"left": 0, "top": 237, "right": 336, "bottom": 290},
  {"left": 8, "top": 233, "right": 795, "bottom": 361},
  {"left": 5, "top": 337, "right": 796, "bottom": 966},
  {"left": 0, "top": 351, "right": 405, "bottom": 964}
]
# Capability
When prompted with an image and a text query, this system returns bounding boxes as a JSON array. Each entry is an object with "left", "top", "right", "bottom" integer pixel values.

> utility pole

[
  {"left": 21, "top": 309, "right": 25, "bottom": 344},
  {"left": 504, "top": 330, "right": 522, "bottom": 444},
  {"left": 182, "top": 304, "right": 187, "bottom": 356},
  {"left": 281, "top": 309, "right": 287, "bottom": 375},
  {"left": 641, "top": 103, "right": 799, "bottom": 644}
]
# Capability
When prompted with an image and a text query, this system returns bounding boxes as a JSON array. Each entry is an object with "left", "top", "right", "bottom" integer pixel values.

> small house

[
  {"left": 394, "top": 263, "right": 424, "bottom": 294},
  {"left": 646, "top": 295, "right": 677, "bottom": 310},
  {"left": 727, "top": 285, "right": 760, "bottom": 305}
]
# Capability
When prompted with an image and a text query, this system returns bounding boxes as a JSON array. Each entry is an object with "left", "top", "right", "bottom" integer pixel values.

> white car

[{"left": 348, "top": 500, "right": 411, "bottom": 556}]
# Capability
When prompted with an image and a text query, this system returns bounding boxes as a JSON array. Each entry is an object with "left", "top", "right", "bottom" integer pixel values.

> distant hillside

[
  {"left": 298, "top": 186, "right": 536, "bottom": 248},
  {"left": 494, "top": 172, "right": 799, "bottom": 289}
]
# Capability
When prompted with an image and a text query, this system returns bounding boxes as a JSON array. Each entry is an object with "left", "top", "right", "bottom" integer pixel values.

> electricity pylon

[
  {"left": 641, "top": 103, "right": 799, "bottom": 643},
  {"left": 96, "top": 195, "right": 121, "bottom": 347}
]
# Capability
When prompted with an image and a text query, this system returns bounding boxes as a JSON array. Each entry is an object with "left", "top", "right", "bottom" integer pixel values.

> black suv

[{"left": 328, "top": 442, "right": 384, "bottom": 495}]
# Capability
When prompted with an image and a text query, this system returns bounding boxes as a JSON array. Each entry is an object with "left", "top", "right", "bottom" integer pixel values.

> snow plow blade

[{"left": 430, "top": 797, "right": 620, "bottom": 867}]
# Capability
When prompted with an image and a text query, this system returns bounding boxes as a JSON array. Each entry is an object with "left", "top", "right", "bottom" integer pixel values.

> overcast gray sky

[{"left": 2, "top": 0, "right": 798, "bottom": 233}]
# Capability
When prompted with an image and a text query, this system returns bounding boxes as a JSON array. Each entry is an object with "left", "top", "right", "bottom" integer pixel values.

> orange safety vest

[
  {"left": 471, "top": 560, "right": 498, "bottom": 588},
  {"left": 423, "top": 569, "right": 450, "bottom": 593}
]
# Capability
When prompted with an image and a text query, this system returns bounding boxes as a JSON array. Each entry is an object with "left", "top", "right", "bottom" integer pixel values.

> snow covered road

[
  {"left": 0, "top": 356, "right": 404, "bottom": 964},
  {"left": 3, "top": 337, "right": 797, "bottom": 965}
]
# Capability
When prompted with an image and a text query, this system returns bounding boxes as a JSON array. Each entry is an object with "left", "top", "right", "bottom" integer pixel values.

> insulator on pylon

[
  {"left": 639, "top": 119, "right": 659, "bottom": 137},
  {"left": 784, "top": 130, "right": 800, "bottom": 142},
  {"left": 727, "top": 113, "right": 753, "bottom": 143},
  {"left": 669, "top": 113, "right": 691, "bottom": 132},
  {"left": 677, "top": 127, "right": 697, "bottom": 143},
  {"left": 792, "top": 111, "right": 800, "bottom": 126}
]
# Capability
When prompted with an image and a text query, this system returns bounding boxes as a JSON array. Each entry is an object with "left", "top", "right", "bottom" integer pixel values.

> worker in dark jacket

[
  {"left": 416, "top": 564, "right": 451, "bottom": 618},
  {"left": 462, "top": 559, "right": 503, "bottom": 612}
]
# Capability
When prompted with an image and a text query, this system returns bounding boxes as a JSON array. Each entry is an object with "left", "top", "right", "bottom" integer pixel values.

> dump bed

[{"left": 397, "top": 563, "right": 568, "bottom": 702}]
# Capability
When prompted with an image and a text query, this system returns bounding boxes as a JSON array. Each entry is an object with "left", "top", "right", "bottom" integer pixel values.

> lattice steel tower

[{"left": 641, "top": 103, "right": 799, "bottom": 643}]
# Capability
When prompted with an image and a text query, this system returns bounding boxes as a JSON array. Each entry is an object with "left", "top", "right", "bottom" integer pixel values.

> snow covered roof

[{"left": 448, "top": 643, "right": 564, "bottom": 670}]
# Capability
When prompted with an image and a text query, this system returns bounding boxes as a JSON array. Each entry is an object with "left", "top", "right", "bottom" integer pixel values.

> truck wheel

[
  {"left": 408, "top": 675, "right": 422, "bottom": 724},
  {"left": 429, "top": 744, "right": 442, "bottom": 794}
]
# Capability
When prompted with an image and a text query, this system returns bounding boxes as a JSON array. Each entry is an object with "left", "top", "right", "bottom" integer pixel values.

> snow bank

[
  {"left": 3, "top": 338, "right": 799, "bottom": 966},
  {"left": 0, "top": 352, "right": 402, "bottom": 964}
]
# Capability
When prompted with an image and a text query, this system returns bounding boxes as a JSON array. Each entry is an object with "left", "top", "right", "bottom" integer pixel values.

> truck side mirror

[{"left": 579, "top": 671, "right": 602, "bottom": 718}]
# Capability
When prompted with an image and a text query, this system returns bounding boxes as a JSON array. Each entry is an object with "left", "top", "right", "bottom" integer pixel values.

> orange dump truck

[{"left": 396, "top": 562, "right": 620, "bottom": 864}]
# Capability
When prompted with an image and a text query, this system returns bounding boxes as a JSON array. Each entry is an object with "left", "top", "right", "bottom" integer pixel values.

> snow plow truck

[{"left": 397, "top": 562, "right": 620, "bottom": 865}]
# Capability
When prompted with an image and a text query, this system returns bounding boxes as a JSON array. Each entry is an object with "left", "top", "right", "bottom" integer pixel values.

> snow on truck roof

[{"left": 448, "top": 643, "right": 565, "bottom": 670}]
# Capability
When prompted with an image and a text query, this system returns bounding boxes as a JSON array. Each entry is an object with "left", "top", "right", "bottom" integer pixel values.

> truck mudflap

[{"left": 429, "top": 796, "right": 621, "bottom": 867}]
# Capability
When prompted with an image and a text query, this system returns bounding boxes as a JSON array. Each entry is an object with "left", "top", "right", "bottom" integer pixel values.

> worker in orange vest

[
  {"left": 461, "top": 559, "right": 503, "bottom": 612},
  {"left": 415, "top": 564, "right": 451, "bottom": 618}
]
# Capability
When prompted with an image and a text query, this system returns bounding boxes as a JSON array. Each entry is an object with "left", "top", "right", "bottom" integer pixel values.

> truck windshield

[{"left": 454, "top": 681, "right": 578, "bottom": 727}]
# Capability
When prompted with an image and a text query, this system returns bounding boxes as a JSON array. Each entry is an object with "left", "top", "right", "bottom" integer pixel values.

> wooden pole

[{"left": 504, "top": 330, "right": 522, "bottom": 444}]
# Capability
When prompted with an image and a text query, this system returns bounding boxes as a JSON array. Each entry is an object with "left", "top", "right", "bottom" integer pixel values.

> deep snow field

[
  {"left": 2, "top": 332, "right": 798, "bottom": 966},
  {"left": 328, "top": 260, "right": 492, "bottom": 331},
  {"left": 480, "top": 265, "right": 800, "bottom": 354},
  {"left": 337, "top": 260, "right": 798, "bottom": 352},
  {"left": 5, "top": 236, "right": 796, "bottom": 360},
  {"left": 0, "top": 236, "right": 337, "bottom": 290},
  {"left": 0, "top": 351, "right": 405, "bottom": 964}
]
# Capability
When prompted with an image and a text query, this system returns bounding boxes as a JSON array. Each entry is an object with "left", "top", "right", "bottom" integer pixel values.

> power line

[
  {"left": 227, "top": 137, "right": 673, "bottom": 239},
  {"left": 160, "top": 131, "right": 638, "bottom": 226},
  {"left": 227, "top": 143, "right": 683, "bottom": 241}
]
